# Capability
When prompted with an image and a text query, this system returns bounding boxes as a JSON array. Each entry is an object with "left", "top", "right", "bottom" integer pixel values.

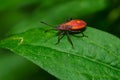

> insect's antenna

[
  {"left": 40, "top": 21, "right": 54, "bottom": 27},
  {"left": 40, "top": 21, "right": 56, "bottom": 32}
]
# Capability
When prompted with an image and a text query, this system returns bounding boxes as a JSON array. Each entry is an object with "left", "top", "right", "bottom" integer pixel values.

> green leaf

[{"left": 0, "top": 27, "right": 120, "bottom": 80}]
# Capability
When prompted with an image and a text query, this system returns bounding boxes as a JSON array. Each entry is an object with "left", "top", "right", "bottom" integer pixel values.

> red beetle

[{"left": 40, "top": 18, "right": 87, "bottom": 48}]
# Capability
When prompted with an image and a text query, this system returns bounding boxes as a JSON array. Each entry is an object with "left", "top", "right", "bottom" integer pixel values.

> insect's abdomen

[
  {"left": 57, "top": 20, "right": 87, "bottom": 31},
  {"left": 66, "top": 20, "right": 87, "bottom": 30}
]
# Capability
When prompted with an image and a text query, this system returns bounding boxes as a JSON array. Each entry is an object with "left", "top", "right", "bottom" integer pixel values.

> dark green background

[{"left": 0, "top": 0, "right": 120, "bottom": 80}]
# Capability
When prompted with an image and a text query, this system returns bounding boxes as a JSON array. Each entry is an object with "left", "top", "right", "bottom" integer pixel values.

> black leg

[
  {"left": 55, "top": 31, "right": 65, "bottom": 45},
  {"left": 67, "top": 18, "right": 73, "bottom": 22},
  {"left": 65, "top": 18, "right": 73, "bottom": 22},
  {"left": 81, "top": 32, "right": 88, "bottom": 37},
  {"left": 66, "top": 31, "right": 74, "bottom": 48}
]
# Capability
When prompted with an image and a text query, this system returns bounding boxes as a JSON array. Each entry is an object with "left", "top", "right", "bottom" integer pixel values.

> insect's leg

[
  {"left": 66, "top": 31, "right": 74, "bottom": 48},
  {"left": 55, "top": 31, "right": 65, "bottom": 45},
  {"left": 69, "top": 30, "right": 87, "bottom": 38},
  {"left": 67, "top": 18, "right": 73, "bottom": 22},
  {"left": 81, "top": 32, "right": 88, "bottom": 37},
  {"left": 70, "top": 30, "right": 82, "bottom": 37}
]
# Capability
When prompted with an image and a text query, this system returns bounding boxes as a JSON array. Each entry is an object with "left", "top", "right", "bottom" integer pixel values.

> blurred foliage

[
  {"left": 0, "top": 49, "right": 57, "bottom": 80},
  {"left": 0, "top": 0, "right": 120, "bottom": 80}
]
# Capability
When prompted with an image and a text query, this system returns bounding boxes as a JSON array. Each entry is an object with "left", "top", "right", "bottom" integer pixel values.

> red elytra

[
  {"left": 40, "top": 19, "right": 87, "bottom": 48},
  {"left": 57, "top": 20, "right": 87, "bottom": 31}
]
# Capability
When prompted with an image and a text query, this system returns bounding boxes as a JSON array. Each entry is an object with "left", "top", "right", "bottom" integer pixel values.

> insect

[{"left": 40, "top": 18, "right": 87, "bottom": 48}]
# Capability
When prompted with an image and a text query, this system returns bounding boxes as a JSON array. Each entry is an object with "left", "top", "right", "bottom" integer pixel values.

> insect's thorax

[{"left": 56, "top": 24, "right": 71, "bottom": 31}]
